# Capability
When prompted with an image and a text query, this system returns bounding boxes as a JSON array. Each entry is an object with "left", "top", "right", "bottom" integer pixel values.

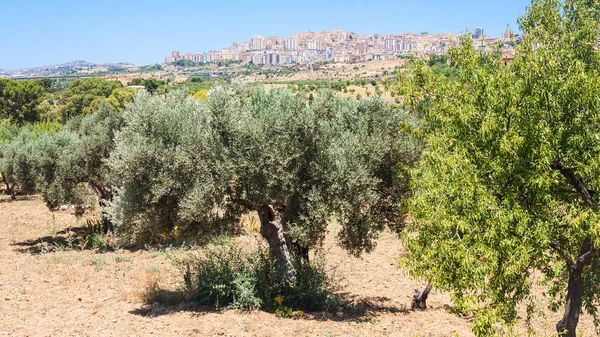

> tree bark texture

[
  {"left": 1, "top": 173, "right": 15, "bottom": 200},
  {"left": 89, "top": 180, "right": 114, "bottom": 234},
  {"left": 411, "top": 283, "right": 432, "bottom": 310},
  {"left": 552, "top": 160, "right": 597, "bottom": 337},
  {"left": 257, "top": 204, "right": 297, "bottom": 284}
]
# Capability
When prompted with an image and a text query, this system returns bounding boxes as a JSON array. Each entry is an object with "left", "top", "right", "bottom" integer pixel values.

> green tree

[
  {"left": 0, "top": 119, "right": 21, "bottom": 199},
  {"left": 0, "top": 120, "right": 61, "bottom": 200},
  {"left": 144, "top": 78, "right": 161, "bottom": 95},
  {"left": 56, "top": 78, "right": 123, "bottom": 121},
  {"left": 106, "top": 87, "right": 134, "bottom": 111},
  {"left": 127, "top": 78, "right": 144, "bottom": 86},
  {"left": 107, "top": 86, "right": 418, "bottom": 284},
  {"left": 398, "top": 1, "right": 600, "bottom": 336},
  {"left": 0, "top": 79, "right": 44, "bottom": 124},
  {"left": 35, "top": 78, "right": 53, "bottom": 92},
  {"left": 0, "top": 103, "right": 122, "bottom": 231}
]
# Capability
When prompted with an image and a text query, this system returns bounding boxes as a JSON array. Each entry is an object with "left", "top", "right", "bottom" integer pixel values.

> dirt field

[
  {"left": 243, "top": 60, "right": 404, "bottom": 83},
  {"left": 261, "top": 83, "right": 397, "bottom": 105},
  {"left": 0, "top": 195, "right": 596, "bottom": 336}
]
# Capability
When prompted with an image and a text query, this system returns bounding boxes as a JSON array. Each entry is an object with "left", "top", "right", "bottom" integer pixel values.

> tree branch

[
  {"left": 551, "top": 240, "right": 575, "bottom": 269},
  {"left": 550, "top": 159, "right": 594, "bottom": 207},
  {"left": 550, "top": 161, "right": 598, "bottom": 270},
  {"left": 575, "top": 238, "right": 597, "bottom": 270}
]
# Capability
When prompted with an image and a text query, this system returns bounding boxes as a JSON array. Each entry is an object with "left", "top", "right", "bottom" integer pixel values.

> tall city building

[
  {"left": 252, "top": 36, "right": 263, "bottom": 51},
  {"left": 385, "top": 37, "right": 395, "bottom": 52},
  {"left": 307, "top": 40, "right": 321, "bottom": 50},
  {"left": 472, "top": 27, "right": 484, "bottom": 39},
  {"left": 285, "top": 37, "right": 297, "bottom": 51},
  {"left": 231, "top": 42, "right": 240, "bottom": 54}
]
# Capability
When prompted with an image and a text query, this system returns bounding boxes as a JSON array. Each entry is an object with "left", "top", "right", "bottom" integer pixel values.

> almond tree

[{"left": 399, "top": 1, "right": 600, "bottom": 336}]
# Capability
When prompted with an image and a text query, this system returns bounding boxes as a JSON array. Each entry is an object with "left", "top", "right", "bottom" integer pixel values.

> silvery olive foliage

[
  {"left": 0, "top": 101, "right": 123, "bottom": 212},
  {"left": 107, "top": 83, "right": 419, "bottom": 257}
]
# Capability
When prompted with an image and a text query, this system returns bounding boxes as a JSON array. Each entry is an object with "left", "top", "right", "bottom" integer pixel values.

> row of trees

[
  {"left": 0, "top": 77, "right": 134, "bottom": 124},
  {"left": 1, "top": 83, "right": 419, "bottom": 284}
]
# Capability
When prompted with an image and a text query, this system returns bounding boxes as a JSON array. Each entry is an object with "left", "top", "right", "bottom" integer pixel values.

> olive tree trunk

[
  {"left": 90, "top": 180, "right": 114, "bottom": 234},
  {"left": 257, "top": 204, "right": 297, "bottom": 284},
  {"left": 1, "top": 172, "right": 15, "bottom": 200}
]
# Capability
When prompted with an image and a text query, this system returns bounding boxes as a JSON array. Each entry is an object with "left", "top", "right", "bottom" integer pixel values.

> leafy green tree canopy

[
  {"left": 57, "top": 78, "right": 123, "bottom": 121},
  {"left": 398, "top": 0, "right": 600, "bottom": 336},
  {"left": 0, "top": 79, "right": 45, "bottom": 124},
  {"left": 143, "top": 78, "right": 163, "bottom": 95}
]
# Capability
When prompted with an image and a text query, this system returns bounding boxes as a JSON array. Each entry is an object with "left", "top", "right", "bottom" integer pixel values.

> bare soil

[{"left": 0, "top": 195, "right": 596, "bottom": 336}]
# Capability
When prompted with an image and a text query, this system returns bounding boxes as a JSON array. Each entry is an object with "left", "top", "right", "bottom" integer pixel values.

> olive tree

[
  {"left": 107, "top": 85, "right": 418, "bottom": 283},
  {"left": 399, "top": 0, "right": 600, "bottom": 335},
  {"left": 37, "top": 102, "right": 122, "bottom": 232},
  {"left": 0, "top": 128, "right": 38, "bottom": 200},
  {"left": 0, "top": 119, "right": 20, "bottom": 199},
  {"left": 0, "top": 102, "right": 123, "bottom": 232}
]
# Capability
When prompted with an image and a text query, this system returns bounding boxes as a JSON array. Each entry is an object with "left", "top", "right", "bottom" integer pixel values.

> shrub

[{"left": 180, "top": 243, "right": 337, "bottom": 312}]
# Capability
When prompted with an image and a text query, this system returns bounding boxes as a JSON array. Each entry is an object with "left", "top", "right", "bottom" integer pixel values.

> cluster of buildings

[{"left": 164, "top": 29, "right": 516, "bottom": 66}]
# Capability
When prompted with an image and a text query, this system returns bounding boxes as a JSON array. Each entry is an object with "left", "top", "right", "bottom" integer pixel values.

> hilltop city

[{"left": 164, "top": 28, "right": 516, "bottom": 66}]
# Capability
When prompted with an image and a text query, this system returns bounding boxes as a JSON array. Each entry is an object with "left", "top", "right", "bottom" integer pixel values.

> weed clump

[{"left": 173, "top": 243, "right": 338, "bottom": 313}]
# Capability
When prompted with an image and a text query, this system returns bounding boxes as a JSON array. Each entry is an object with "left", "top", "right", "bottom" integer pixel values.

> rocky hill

[{"left": 0, "top": 60, "right": 137, "bottom": 78}]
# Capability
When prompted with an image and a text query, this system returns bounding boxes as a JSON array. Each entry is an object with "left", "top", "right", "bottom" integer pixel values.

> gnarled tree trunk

[
  {"left": 257, "top": 204, "right": 297, "bottom": 284},
  {"left": 90, "top": 180, "right": 114, "bottom": 234},
  {"left": 552, "top": 161, "right": 598, "bottom": 337},
  {"left": 557, "top": 265, "right": 584, "bottom": 337},
  {"left": 1, "top": 172, "right": 15, "bottom": 200},
  {"left": 411, "top": 283, "right": 432, "bottom": 310},
  {"left": 556, "top": 239, "right": 596, "bottom": 337}
]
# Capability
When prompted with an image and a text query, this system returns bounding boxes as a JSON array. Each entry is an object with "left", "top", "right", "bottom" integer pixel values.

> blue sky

[{"left": 0, "top": 0, "right": 531, "bottom": 70}]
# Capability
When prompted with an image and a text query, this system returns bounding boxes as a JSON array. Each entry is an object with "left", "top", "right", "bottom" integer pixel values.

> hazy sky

[{"left": 1, "top": 0, "right": 531, "bottom": 70}]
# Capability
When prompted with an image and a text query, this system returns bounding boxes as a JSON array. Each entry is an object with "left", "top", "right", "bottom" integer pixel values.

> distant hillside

[{"left": 0, "top": 60, "right": 137, "bottom": 78}]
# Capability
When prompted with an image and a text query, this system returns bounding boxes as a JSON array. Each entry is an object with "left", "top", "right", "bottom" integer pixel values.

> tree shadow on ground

[
  {"left": 11, "top": 226, "right": 114, "bottom": 254},
  {"left": 12, "top": 225, "right": 242, "bottom": 255},
  {"left": 129, "top": 290, "right": 410, "bottom": 323},
  {"left": 0, "top": 194, "right": 38, "bottom": 203}
]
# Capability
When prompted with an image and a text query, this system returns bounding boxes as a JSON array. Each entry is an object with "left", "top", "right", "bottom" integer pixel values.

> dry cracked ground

[{"left": 0, "top": 195, "right": 596, "bottom": 336}]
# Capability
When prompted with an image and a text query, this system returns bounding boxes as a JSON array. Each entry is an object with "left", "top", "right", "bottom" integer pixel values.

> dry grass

[{"left": 0, "top": 195, "right": 596, "bottom": 336}]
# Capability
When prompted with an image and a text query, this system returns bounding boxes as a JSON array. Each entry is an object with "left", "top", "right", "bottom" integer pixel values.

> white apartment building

[
  {"left": 252, "top": 36, "right": 263, "bottom": 51},
  {"left": 285, "top": 37, "right": 297, "bottom": 51},
  {"left": 307, "top": 40, "right": 321, "bottom": 50},
  {"left": 385, "top": 37, "right": 395, "bottom": 52}
]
